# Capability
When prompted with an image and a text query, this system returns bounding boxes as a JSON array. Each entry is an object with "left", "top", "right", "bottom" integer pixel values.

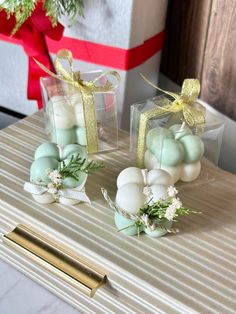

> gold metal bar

[{"left": 2, "top": 224, "right": 106, "bottom": 297}]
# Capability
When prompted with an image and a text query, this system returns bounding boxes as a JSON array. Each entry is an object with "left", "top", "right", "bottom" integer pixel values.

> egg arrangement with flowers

[
  {"left": 102, "top": 166, "right": 198, "bottom": 238},
  {"left": 25, "top": 142, "right": 102, "bottom": 205},
  {"left": 144, "top": 124, "right": 204, "bottom": 183},
  {"left": 115, "top": 167, "right": 174, "bottom": 237},
  {"left": 47, "top": 94, "right": 87, "bottom": 146}
]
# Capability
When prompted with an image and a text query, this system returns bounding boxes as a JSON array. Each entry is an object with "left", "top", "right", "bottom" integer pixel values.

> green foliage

[
  {"left": 140, "top": 201, "right": 199, "bottom": 221},
  {"left": 59, "top": 153, "right": 104, "bottom": 181},
  {"left": 0, "top": 0, "right": 85, "bottom": 34}
]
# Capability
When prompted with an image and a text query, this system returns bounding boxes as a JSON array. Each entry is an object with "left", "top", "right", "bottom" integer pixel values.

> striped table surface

[{"left": 0, "top": 112, "right": 236, "bottom": 314}]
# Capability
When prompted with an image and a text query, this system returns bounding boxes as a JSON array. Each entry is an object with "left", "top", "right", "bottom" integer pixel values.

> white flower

[
  {"left": 48, "top": 170, "right": 62, "bottom": 184},
  {"left": 164, "top": 204, "right": 176, "bottom": 221},
  {"left": 140, "top": 214, "right": 149, "bottom": 226},
  {"left": 143, "top": 186, "right": 154, "bottom": 204},
  {"left": 172, "top": 197, "right": 182, "bottom": 209},
  {"left": 167, "top": 186, "right": 178, "bottom": 197}
]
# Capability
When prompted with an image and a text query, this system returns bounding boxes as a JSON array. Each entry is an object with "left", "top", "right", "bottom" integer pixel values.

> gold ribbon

[
  {"left": 34, "top": 49, "right": 120, "bottom": 153},
  {"left": 136, "top": 74, "right": 206, "bottom": 167}
]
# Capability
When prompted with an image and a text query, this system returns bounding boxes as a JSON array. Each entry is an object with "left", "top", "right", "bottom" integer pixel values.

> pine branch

[
  {"left": 59, "top": 153, "right": 104, "bottom": 180},
  {"left": 0, "top": 0, "right": 85, "bottom": 34}
]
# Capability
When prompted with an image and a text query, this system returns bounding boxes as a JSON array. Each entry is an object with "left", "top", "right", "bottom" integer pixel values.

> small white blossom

[
  {"left": 47, "top": 182, "right": 54, "bottom": 189},
  {"left": 167, "top": 186, "right": 178, "bottom": 197},
  {"left": 140, "top": 214, "right": 150, "bottom": 226},
  {"left": 172, "top": 197, "right": 182, "bottom": 209},
  {"left": 164, "top": 204, "right": 176, "bottom": 221},
  {"left": 143, "top": 186, "right": 154, "bottom": 204},
  {"left": 48, "top": 170, "right": 62, "bottom": 184}
]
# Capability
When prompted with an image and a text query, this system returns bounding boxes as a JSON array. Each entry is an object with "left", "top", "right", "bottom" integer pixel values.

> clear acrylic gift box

[
  {"left": 130, "top": 95, "right": 224, "bottom": 185},
  {"left": 40, "top": 71, "right": 118, "bottom": 154}
]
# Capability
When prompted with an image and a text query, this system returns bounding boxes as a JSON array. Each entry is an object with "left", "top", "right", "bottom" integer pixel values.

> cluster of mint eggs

[
  {"left": 30, "top": 143, "right": 87, "bottom": 188},
  {"left": 144, "top": 124, "right": 204, "bottom": 183},
  {"left": 48, "top": 94, "right": 87, "bottom": 146}
]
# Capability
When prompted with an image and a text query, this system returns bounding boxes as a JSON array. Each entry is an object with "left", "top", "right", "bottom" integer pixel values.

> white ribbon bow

[{"left": 24, "top": 182, "right": 91, "bottom": 204}]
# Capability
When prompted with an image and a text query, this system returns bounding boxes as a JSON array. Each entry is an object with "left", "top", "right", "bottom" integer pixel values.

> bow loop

[{"left": 181, "top": 79, "right": 200, "bottom": 103}]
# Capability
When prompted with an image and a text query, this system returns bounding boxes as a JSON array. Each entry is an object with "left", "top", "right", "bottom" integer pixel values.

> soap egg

[
  {"left": 62, "top": 144, "right": 87, "bottom": 160},
  {"left": 34, "top": 143, "right": 59, "bottom": 160},
  {"left": 62, "top": 172, "right": 87, "bottom": 189},
  {"left": 32, "top": 193, "right": 55, "bottom": 204},
  {"left": 154, "top": 138, "right": 184, "bottom": 167},
  {"left": 169, "top": 124, "right": 192, "bottom": 140},
  {"left": 144, "top": 220, "right": 172, "bottom": 237},
  {"left": 181, "top": 161, "right": 201, "bottom": 182},
  {"left": 30, "top": 157, "right": 59, "bottom": 185},
  {"left": 52, "top": 128, "right": 76, "bottom": 145},
  {"left": 159, "top": 164, "right": 182, "bottom": 184},
  {"left": 146, "top": 127, "right": 173, "bottom": 154},
  {"left": 150, "top": 184, "right": 169, "bottom": 201},
  {"left": 74, "top": 103, "right": 85, "bottom": 127},
  {"left": 180, "top": 135, "right": 204, "bottom": 163},
  {"left": 114, "top": 212, "right": 140, "bottom": 236},
  {"left": 147, "top": 169, "right": 173, "bottom": 186},
  {"left": 144, "top": 150, "right": 159, "bottom": 169},
  {"left": 117, "top": 167, "right": 143, "bottom": 189},
  {"left": 115, "top": 183, "right": 145, "bottom": 214},
  {"left": 69, "top": 94, "right": 85, "bottom": 127},
  {"left": 50, "top": 97, "right": 75, "bottom": 129},
  {"left": 75, "top": 127, "right": 87, "bottom": 146}
]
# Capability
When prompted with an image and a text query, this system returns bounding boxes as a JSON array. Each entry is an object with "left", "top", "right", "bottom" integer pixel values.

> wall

[{"left": 161, "top": 0, "right": 236, "bottom": 120}]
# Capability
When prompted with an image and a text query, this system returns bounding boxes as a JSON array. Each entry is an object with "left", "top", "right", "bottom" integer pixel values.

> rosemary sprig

[{"left": 59, "top": 153, "right": 104, "bottom": 180}]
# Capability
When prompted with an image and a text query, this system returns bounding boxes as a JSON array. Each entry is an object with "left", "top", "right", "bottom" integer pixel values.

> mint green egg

[
  {"left": 62, "top": 171, "right": 87, "bottom": 189},
  {"left": 154, "top": 138, "right": 184, "bottom": 166},
  {"left": 114, "top": 212, "right": 143, "bottom": 236},
  {"left": 52, "top": 128, "right": 76, "bottom": 145},
  {"left": 180, "top": 134, "right": 204, "bottom": 163},
  {"left": 144, "top": 220, "right": 172, "bottom": 238},
  {"left": 75, "top": 127, "right": 87, "bottom": 146},
  {"left": 34, "top": 143, "right": 59, "bottom": 160},
  {"left": 146, "top": 127, "right": 173, "bottom": 154},
  {"left": 169, "top": 124, "right": 192, "bottom": 140},
  {"left": 30, "top": 157, "right": 59, "bottom": 185},
  {"left": 63, "top": 144, "right": 87, "bottom": 160}
]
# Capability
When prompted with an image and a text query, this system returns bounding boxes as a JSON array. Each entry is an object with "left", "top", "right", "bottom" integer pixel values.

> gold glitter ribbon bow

[
  {"left": 137, "top": 74, "right": 206, "bottom": 167},
  {"left": 34, "top": 49, "right": 120, "bottom": 153}
]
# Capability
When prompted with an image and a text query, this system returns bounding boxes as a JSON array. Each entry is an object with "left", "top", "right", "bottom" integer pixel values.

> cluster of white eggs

[{"left": 47, "top": 94, "right": 87, "bottom": 146}]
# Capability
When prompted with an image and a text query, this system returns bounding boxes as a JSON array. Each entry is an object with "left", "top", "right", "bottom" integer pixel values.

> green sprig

[
  {"left": 59, "top": 153, "right": 104, "bottom": 180},
  {"left": 140, "top": 200, "right": 200, "bottom": 221},
  {"left": 0, "top": 0, "right": 85, "bottom": 34}
]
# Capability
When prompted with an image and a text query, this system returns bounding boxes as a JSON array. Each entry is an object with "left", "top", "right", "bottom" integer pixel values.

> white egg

[
  {"left": 147, "top": 169, "right": 173, "bottom": 186},
  {"left": 150, "top": 184, "right": 169, "bottom": 202},
  {"left": 144, "top": 150, "right": 159, "bottom": 169},
  {"left": 32, "top": 193, "right": 54, "bottom": 204},
  {"left": 59, "top": 197, "right": 80, "bottom": 205},
  {"left": 181, "top": 161, "right": 201, "bottom": 182},
  {"left": 74, "top": 102, "right": 85, "bottom": 127},
  {"left": 70, "top": 93, "right": 82, "bottom": 106},
  {"left": 159, "top": 164, "right": 182, "bottom": 184},
  {"left": 50, "top": 98, "right": 75, "bottom": 129},
  {"left": 115, "top": 183, "right": 145, "bottom": 214},
  {"left": 117, "top": 167, "right": 143, "bottom": 189}
]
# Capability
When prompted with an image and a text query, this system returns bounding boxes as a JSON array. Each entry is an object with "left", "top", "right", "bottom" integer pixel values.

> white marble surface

[{"left": 0, "top": 260, "right": 80, "bottom": 314}]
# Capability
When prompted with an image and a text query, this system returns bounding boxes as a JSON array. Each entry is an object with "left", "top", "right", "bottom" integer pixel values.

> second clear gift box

[{"left": 130, "top": 79, "right": 224, "bottom": 185}]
